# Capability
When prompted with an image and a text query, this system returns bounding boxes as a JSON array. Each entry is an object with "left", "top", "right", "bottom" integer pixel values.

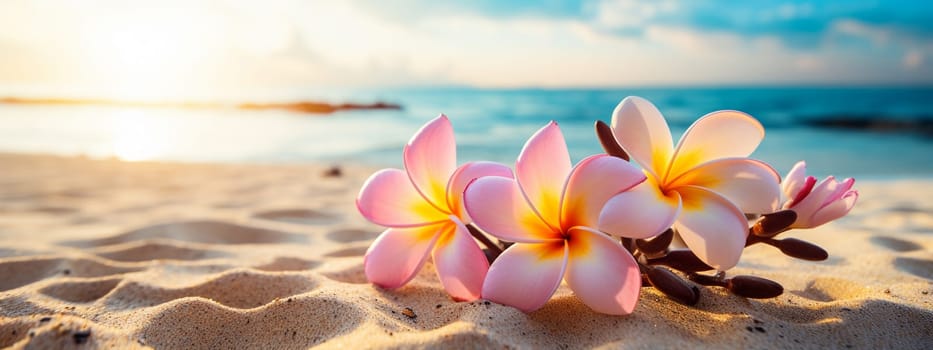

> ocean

[{"left": 0, "top": 86, "right": 930, "bottom": 179}]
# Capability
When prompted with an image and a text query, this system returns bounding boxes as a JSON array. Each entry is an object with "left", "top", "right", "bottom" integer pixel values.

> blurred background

[{"left": 0, "top": 0, "right": 930, "bottom": 177}]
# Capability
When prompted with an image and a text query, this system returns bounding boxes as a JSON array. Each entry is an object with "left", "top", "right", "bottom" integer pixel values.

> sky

[{"left": 0, "top": 0, "right": 931, "bottom": 98}]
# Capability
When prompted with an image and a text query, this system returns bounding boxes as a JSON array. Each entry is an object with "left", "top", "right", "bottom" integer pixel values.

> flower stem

[
  {"left": 745, "top": 233, "right": 765, "bottom": 247},
  {"left": 748, "top": 210, "right": 796, "bottom": 239},
  {"left": 645, "top": 250, "right": 715, "bottom": 272},
  {"left": 686, "top": 272, "right": 729, "bottom": 287},
  {"left": 620, "top": 237, "right": 636, "bottom": 254},
  {"left": 642, "top": 263, "right": 701, "bottom": 305},
  {"left": 466, "top": 223, "right": 503, "bottom": 257},
  {"left": 595, "top": 120, "right": 630, "bottom": 160}
]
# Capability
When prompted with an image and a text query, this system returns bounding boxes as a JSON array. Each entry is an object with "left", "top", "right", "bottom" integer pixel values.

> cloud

[
  {"left": 0, "top": 0, "right": 931, "bottom": 91},
  {"left": 0, "top": 0, "right": 457, "bottom": 91},
  {"left": 643, "top": 25, "right": 742, "bottom": 53},
  {"left": 590, "top": 0, "right": 679, "bottom": 30},
  {"left": 775, "top": 3, "right": 814, "bottom": 20},
  {"left": 831, "top": 19, "right": 892, "bottom": 45},
  {"left": 793, "top": 55, "right": 824, "bottom": 71},
  {"left": 350, "top": 0, "right": 586, "bottom": 21},
  {"left": 903, "top": 51, "right": 924, "bottom": 70}
]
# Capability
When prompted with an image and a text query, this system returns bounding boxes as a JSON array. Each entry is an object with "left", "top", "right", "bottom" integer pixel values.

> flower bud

[{"left": 781, "top": 161, "right": 858, "bottom": 229}]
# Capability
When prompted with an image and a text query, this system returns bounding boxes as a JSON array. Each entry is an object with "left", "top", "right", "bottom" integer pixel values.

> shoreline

[
  {"left": 2, "top": 151, "right": 932, "bottom": 183},
  {"left": 0, "top": 153, "right": 930, "bottom": 348}
]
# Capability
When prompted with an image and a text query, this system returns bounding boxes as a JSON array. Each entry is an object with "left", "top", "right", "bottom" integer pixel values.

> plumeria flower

[
  {"left": 356, "top": 115, "right": 513, "bottom": 301},
  {"left": 600, "top": 96, "right": 782, "bottom": 270},
  {"left": 781, "top": 161, "right": 858, "bottom": 229},
  {"left": 464, "top": 122, "right": 647, "bottom": 315}
]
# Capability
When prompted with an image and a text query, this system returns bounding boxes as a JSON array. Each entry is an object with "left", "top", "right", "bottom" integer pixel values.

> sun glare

[
  {"left": 80, "top": 15, "right": 216, "bottom": 101},
  {"left": 110, "top": 110, "right": 170, "bottom": 162}
]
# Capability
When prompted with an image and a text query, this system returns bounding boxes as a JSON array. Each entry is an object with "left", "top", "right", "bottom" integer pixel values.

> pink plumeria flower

[
  {"left": 781, "top": 161, "right": 858, "bottom": 229},
  {"left": 464, "top": 122, "right": 647, "bottom": 315},
  {"left": 600, "top": 96, "right": 782, "bottom": 270},
  {"left": 356, "top": 115, "right": 513, "bottom": 301}
]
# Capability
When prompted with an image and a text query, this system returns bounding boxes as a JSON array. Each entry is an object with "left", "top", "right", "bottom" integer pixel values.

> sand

[{"left": 0, "top": 153, "right": 930, "bottom": 349}]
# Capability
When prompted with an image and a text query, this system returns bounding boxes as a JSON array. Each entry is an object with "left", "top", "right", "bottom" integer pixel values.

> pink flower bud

[{"left": 781, "top": 161, "right": 858, "bottom": 229}]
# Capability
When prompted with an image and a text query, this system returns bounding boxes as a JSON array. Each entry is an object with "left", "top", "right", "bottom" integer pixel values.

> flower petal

[
  {"left": 560, "top": 155, "right": 646, "bottom": 229},
  {"left": 404, "top": 114, "right": 458, "bottom": 213},
  {"left": 807, "top": 191, "right": 858, "bottom": 228},
  {"left": 364, "top": 224, "right": 442, "bottom": 289},
  {"left": 822, "top": 178, "right": 855, "bottom": 205},
  {"left": 432, "top": 220, "right": 489, "bottom": 301},
  {"left": 357, "top": 168, "right": 448, "bottom": 227},
  {"left": 464, "top": 176, "right": 562, "bottom": 243},
  {"left": 788, "top": 176, "right": 847, "bottom": 218},
  {"left": 673, "top": 186, "right": 748, "bottom": 270},
  {"left": 446, "top": 161, "right": 514, "bottom": 223},
  {"left": 668, "top": 158, "right": 782, "bottom": 214},
  {"left": 610, "top": 96, "right": 673, "bottom": 179},
  {"left": 482, "top": 241, "right": 568, "bottom": 313},
  {"left": 667, "top": 110, "right": 765, "bottom": 180},
  {"left": 785, "top": 175, "right": 817, "bottom": 209},
  {"left": 516, "top": 121, "right": 572, "bottom": 231},
  {"left": 564, "top": 227, "right": 641, "bottom": 315},
  {"left": 598, "top": 180, "right": 681, "bottom": 239},
  {"left": 782, "top": 161, "right": 808, "bottom": 199}
]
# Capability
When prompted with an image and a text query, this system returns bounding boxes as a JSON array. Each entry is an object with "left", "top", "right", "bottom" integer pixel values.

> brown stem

[
  {"left": 750, "top": 210, "right": 797, "bottom": 238},
  {"left": 620, "top": 237, "right": 637, "bottom": 255},
  {"left": 635, "top": 228, "right": 673, "bottom": 255},
  {"left": 745, "top": 233, "right": 765, "bottom": 247},
  {"left": 595, "top": 120, "right": 629, "bottom": 161},
  {"left": 687, "top": 272, "right": 729, "bottom": 287},
  {"left": 646, "top": 250, "right": 715, "bottom": 272},
  {"left": 728, "top": 275, "right": 784, "bottom": 298},
  {"left": 772, "top": 238, "right": 829, "bottom": 261},
  {"left": 746, "top": 235, "right": 828, "bottom": 261},
  {"left": 643, "top": 264, "right": 701, "bottom": 305},
  {"left": 466, "top": 224, "right": 502, "bottom": 257}
]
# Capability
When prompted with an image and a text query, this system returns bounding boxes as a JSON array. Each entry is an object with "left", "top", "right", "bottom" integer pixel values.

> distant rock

[
  {"left": 803, "top": 115, "right": 933, "bottom": 136},
  {"left": 238, "top": 101, "right": 402, "bottom": 114}
]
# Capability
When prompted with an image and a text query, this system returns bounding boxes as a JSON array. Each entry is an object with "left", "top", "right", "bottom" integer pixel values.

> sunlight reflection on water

[
  {"left": 110, "top": 110, "right": 172, "bottom": 161},
  {"left": 0, "top": 87, "right": 931, "bottom": 179},
  {"left": 0, "top": 104, "right": 413, "bottom": 163}
]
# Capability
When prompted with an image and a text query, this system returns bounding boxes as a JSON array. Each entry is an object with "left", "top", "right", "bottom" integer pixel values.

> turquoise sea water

[{"left": 0, "top": 86, "right": 930, "bottom": 178}]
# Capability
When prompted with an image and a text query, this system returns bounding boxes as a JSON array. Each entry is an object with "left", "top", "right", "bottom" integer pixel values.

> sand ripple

[
  {"left": 0, "top": 155, "right": 929, "bottom": 348},
  {"left": 139, "top": 296, "right": 363, "bottom": 349}
]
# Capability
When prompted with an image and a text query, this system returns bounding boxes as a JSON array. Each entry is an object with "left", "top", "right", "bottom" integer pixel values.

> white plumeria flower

[
  {"left": 464, "top": 122, "right": 646, "bottom": 315},
  {"left": 599, "top": 96, "right": 782, "bottom": 270},
  {"left": 357, "top": 115, "right": 513, "bottom": 301}
]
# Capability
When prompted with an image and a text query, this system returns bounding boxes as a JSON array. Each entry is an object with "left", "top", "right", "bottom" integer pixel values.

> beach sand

[{"left": 0, "top": 153, "right": 930, "bottom": 349}]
